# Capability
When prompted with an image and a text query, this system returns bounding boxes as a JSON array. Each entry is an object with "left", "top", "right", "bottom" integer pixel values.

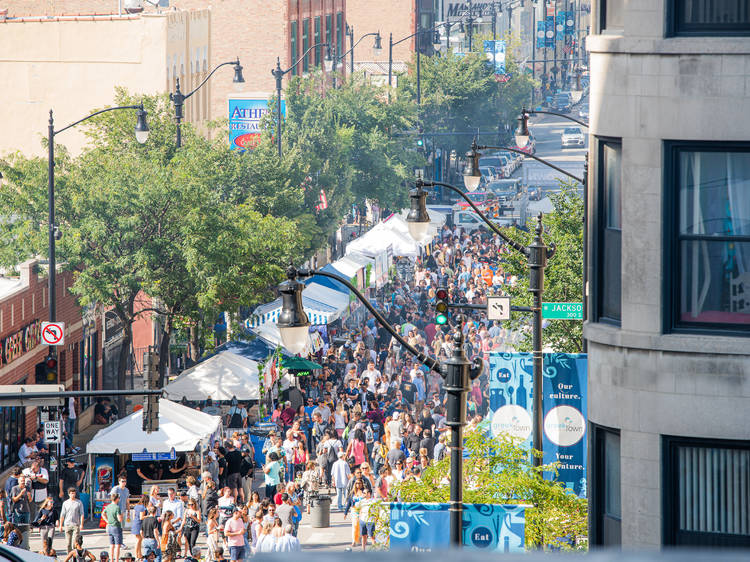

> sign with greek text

[{"left": 228, "top": 95, "right": 285, "bottom": 150}]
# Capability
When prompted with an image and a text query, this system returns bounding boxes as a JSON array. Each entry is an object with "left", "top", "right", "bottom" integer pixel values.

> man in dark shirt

[
  {"left": 60, "top": 459, "right": 84, "bottom": 498},
  {"left": 224, "top": 443, "right": 243, "bottom": 498},
  {"left": 404, "top": 427, "right": 422, "bottom": 458},
  {"left": 400, "top": 375, "right": 417, "bottom": 404},
  {"left": 279, "top": 401, "right": 296, "bottom": 429},
  {"left": 419, "top": 429, "right": 436, "bottom": 459}
]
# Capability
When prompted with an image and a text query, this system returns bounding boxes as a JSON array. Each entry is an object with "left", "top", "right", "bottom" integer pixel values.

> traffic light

[
  {"left": 44, "top": 354, "right": 58, "bottom": 383},
  {"left": 416, "top": 137, "right": 425, "bottom": 151},
  {"left": 435, "top": 287, "right": 449, "bottom": 325},
  {"left": 142, "top": 352, "right": 160, "bottom": 433}
]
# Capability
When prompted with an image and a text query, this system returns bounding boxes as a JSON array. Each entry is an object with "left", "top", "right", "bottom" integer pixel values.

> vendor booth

[
  {"left": 85, "top": 399, "right": 221, "bottom": 519},
  {"left": 346, "top": 221, "right": 420, "bottom": 258}
]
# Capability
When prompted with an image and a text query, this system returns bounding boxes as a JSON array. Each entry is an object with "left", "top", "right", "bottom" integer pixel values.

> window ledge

[
  {"left": 588, "top": 34, "right": 750, "bottom": 55},
  {"left": 584, "top": 321, "right": 750, "bottom": 355}
]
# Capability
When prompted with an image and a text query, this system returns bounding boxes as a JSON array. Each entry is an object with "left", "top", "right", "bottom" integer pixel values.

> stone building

[{"left": 585, "top": 0, "right": 750, "bottom": 549}]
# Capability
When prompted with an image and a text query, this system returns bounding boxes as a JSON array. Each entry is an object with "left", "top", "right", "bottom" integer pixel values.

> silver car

[{"left": 561, "top": 126, "right": 585, "bottom": 149}]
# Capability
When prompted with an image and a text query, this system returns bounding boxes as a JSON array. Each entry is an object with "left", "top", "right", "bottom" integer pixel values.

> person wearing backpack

[{"left": 63, "top": 535, "right": 95, "bottom": 562}]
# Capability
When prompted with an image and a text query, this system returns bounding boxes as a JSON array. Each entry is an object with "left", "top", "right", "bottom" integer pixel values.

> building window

[
  {"left": 592, "top": 424, "right": 621, "bottom": 546},
  {"left": 595, "top": 138, "right": 622, "bottom": 324},
  {"left": 665, "top": 142, "right": 750, "bottom": 333},
  {"left": 325, "top": 14, "right": 332, "bottom": 56},
  {"left": 663, "top": 436, "right": 750, "bottom": 546},
  {"left": 290, "top": 20, "right": 298, "bottom": 76},
  {"left": 314, "top": 16, "right": 321, "bottom": 67},
  {"left": 0, "top": 405, "right": 25, "bottom": 472},
  {"left": 336, "top": 12, "right": 344, "bottom": 60},
  {"left": 600, "top": 0, "right": 624, "bottom": 31},
  {"left": 302, "top": 18, "right": 310, "bottom": 73},
  {"left": 667, "top": 0, "right": 750, "bottom": 36}
]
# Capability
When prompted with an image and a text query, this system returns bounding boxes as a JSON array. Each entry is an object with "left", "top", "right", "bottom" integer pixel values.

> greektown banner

[
  {"left": 228, "top": 94, "right": 285, "bottom": 150},
  {"left": 488, "top": 352, "right": 588, "bottom": 497},
  {"left": 390, "top": 502, "right": 526, "bottom": 552}
]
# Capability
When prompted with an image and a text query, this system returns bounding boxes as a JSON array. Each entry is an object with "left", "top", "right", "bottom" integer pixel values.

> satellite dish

[{"left": 123, "top": 0, "right": 144, "bottom": 13}]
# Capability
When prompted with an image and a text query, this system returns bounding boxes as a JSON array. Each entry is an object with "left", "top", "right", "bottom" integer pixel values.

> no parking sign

[{"left": 41, "top": 322, "right": 65, "bottom": 346}]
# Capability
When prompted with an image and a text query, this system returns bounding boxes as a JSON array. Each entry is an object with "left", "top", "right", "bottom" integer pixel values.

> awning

[
  {"left": 164, "top": 348, "right": 260, "bottom": 401},
  {"left": 86, "top": 399, "right": 221, "bottom": 454},
  {"left": 333, "top": 253, "right": 373, "bottom": 278},
  {"left": 346, "top": 222, "right": 420, "bottom": 258},
  {"left": 282, "top": 356, "right": 322, "bottom": 371},
  {"left": 247, "top": 280, "right": 349, "bottom": 328},
  {"left": 305, "top": 263, "right": 349, "bottom": 295}
]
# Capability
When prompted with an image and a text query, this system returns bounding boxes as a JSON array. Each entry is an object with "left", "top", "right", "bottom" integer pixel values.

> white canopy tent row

[{"left": 345, "top": 220, "right": 421, "bottom": 258}]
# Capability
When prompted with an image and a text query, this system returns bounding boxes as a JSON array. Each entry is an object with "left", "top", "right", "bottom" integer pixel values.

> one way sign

[{"left": 487, "top": 296, "right": 511, "bottom": 321}]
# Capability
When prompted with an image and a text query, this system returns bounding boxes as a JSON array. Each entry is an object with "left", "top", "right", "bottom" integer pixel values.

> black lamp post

[
  {"left": 271, "top": 42, "right": 332, "bottom": 157},
  {"left": 388, "top": 22, "right": 452, "bottom": 101},
  {"left": 47, "top": 104, "right": 149, "bottom": 410},
  {"left": 170, "top": 59, "right": 244, "bottom": 148},
  {"left": 407, "top": 177, "right": 553, "bottom": 470},
  {"left": 276, "top": 264, "right": 481, "bottom": 547},
  {"left": 332, "top": 31, "right": 382, "bottom": 88},
  {"left": 515, "top": 107, "right": 589, "bottom": 350}
]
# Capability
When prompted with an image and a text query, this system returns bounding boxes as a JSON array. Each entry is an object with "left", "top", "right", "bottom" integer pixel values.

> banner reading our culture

[{"left": 488, "top": 352, "right": 588, "bottom": 497}]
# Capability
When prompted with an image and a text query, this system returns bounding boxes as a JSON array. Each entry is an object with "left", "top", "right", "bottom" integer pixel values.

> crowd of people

[{"left": 0, "top": 223, "right": 519, "bottom": 559}]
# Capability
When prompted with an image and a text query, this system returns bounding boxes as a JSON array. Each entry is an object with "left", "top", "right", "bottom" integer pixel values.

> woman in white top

[
  {"left": 334, "top": 405, "right": 347, "bottom": 437},
  {"left": 256, "top": 522, "right": 276, "bottom": 553}
]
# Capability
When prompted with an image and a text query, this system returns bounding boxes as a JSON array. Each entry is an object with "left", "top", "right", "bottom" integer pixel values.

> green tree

[
  {"left": 392, "top": 429, "right": 588, "bottom": 550},
  {"left": 500, "top": 186, "right": 584, "bottom": 353}
]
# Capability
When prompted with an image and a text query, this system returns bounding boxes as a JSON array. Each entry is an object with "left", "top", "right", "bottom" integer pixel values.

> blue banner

[
  {"left": 483, "top": 40, "right": 506, "bottom": 75},
  {"left": 488, "top": 352, "right": 588, "bottom": 498},
  {"left": 390, "top": 503, "right": 526, "bottom": 551},
  {"left": 556, "top": 12, "right": 565, "bottom": 40},
  {"left": 228, "top": 97, "right": 285, "bottom": 151},
  {"left": 536, "top": 20, "right": 545, "bottom": 49},
  {"left": 565, "top": 11, "right": 576, "bottom": 35},
  {"left": 545, "top": 15, "right": 555, "bottom": 47}
]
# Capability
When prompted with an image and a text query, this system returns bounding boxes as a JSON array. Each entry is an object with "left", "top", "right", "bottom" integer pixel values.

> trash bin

[{"left": 309, "top": 494, "right": 331, "bottom": 528}]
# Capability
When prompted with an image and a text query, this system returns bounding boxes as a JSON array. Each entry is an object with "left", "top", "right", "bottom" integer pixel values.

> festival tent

[
  {"left": 305, "top": 262, "right": 349, "bottom": 295},
  {"left": 163, "top": 340, "right": 281, "bottom": 401},
  {"left": 246, "top": 280, "right": 349, "bottom": 328},
  {"left": 346, "top": 222, "right": 420, "bottom": 258},
  {"left": 86, "top": 399, "right": 221, "bottom": 454}
]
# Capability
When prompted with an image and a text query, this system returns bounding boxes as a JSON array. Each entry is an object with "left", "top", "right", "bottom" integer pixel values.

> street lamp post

[
  {"left": 516, "top": 107, "right": 590, "bottom": 349},
  {"left": 276, "top": 264, "right": 481, "bottom": 546},
  {"left": 47, "top": 104, "right": 149, "bottom": 429},
  {"left": 332, "top": 31, "right": 381, "bottom": 88},
  {"left": 271, "top": 42, "right": 332, "bottom": 157},
  {"left": 170, "top": 59, "right": 244, "bottom": 148}
]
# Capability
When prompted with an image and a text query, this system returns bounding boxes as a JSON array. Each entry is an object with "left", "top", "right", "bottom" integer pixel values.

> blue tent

[
  {"left": 203, "top": 339, "right": 291, "bottom": 364},
  {"left": 305, "top": 263, "right": 350, "bottom": 295}
]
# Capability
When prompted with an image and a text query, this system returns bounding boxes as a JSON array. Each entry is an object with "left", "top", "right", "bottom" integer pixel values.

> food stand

[{"left": 85, "top": 399, "right": 222, "bottom": 519}]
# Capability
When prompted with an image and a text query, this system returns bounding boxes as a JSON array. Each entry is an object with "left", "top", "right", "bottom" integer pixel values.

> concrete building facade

[
  {"left": 0, "top": 8, "right": 210, "bottom": 157},
  {"left": 585, "top": 0, "right": 750, "bottom": 549}
]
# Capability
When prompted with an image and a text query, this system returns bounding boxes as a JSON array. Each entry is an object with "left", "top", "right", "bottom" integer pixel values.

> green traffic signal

[{"left": 435, "top": 287, "right": 449, "bottom": 325}]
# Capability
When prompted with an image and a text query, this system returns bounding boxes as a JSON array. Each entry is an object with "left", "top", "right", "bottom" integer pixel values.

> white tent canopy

[
  {"left": 346, "top": 222, "right": 420, "bottom": 258},
  {"left": 86, "top": 399, "right": 221, "bottom": 454},
  {"left": 164, "top": 350, "right": 260, "bottom": 401},
  {"left": 332, "top": 252, "right": 373, "bottom": 278}
]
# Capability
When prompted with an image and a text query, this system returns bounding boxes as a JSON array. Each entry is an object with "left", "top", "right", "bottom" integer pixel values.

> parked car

[
  {"left": 454, "top": 189, "right": 497, "bottom": 210},
  {"left": 561, "top": 126, "right": 585, "bottom": 148},
  {"left": 478, "top": 156, "right": 508, "bottom": 178},
  {"left": 553, "top": 92, "right": 573, "bottom": 112}
]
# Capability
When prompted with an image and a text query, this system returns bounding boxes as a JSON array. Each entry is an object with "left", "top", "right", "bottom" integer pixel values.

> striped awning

[{"left": 245, "top": 282, "right": 349, "bottom": 328}]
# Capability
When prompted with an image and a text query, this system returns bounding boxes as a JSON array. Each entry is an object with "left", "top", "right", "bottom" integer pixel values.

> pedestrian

[
  {"left": 22, "top": 459, "right": 49, "bottom": 519},
  {"left": 140, "top": 504, "right": 161, "bottom": 562},
  {"left": 159, "top": 511, "right": 179, "bottom": 562},
  {"left": 223, "top": 509, "right": 246, "bottom": 562},
  {"left": 205, "top": 508, "right": 219, "bottom": 562},
  {"left": 262, "top": 452, "right": 283, "bottom": 500},
  {"left": 60, "top": 458, "right": 84, "bottom": 499},
  {"left": 254, "top": 523, "right": 275, "bottom": 553},
  {"left": 358, "top": 489, "right": 376, "bottom": 551},
  {"left": 161, "top": 488, "right": 184, "bottom": 536},
  {"left": 10, "top": 474, "right": 32, "bottom": 526},
  {"left": 32, "top": 496, "right": 57, "bottom": 553},
  {"left": 131, "top": 495, "right": 148, "bottom": 559},
  {"left": 2, "top": 522, "right": 22, "bottom": 547},
  {"left": 331, "top": 452, "right": 351, "bottom": 511},
  {"left": 275, "top": 524, "right": 300, "bottom": 552},
  {"left": 110, "top": 476, "right": 130, "bottom": 521},
  {"left": 62, "top": 534, "right": 95, "bottom": 562},
  {"left": 103, "top": 492, "right": 124, "bottom": 562},
  {"left": 180, "top": 499, "right": 201, "bottom": 557},
  {"left": 299, "top": 461, "right": 321, "bottom": 515}
]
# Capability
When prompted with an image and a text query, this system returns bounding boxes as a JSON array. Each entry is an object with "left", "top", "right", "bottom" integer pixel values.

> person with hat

[
  {"left": 119, "top": 552, "right": 135, "bottom": 562},
  {"left": 99, "top": 551, "right": 110, "bottom": 562}
]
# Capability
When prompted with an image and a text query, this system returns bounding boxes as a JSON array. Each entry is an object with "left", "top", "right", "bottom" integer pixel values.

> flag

[{"left": 262, "top": 354, "right": 278, "bottom": 390}]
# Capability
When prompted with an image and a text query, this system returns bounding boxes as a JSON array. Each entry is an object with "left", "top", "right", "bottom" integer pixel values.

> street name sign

[
  {"left": 542, "top": 302, "right": 583, "bottom": 320},
  {"left": 487, "top": 296, "right": 511, "bottom": 320}
]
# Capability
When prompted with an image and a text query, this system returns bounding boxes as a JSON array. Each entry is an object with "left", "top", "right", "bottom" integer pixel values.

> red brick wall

[{"left": 0, "top": 260, "right": 103, "bottom": 436}]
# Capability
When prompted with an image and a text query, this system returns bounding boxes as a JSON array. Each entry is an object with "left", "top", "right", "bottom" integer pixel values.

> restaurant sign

[{"left": 2, "top": 319, "right": 42, "bottom": 366}]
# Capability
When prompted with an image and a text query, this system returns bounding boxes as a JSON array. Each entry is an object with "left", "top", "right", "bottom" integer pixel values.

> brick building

[{"left": 0, "top": 259, "right": 102, "bottom": 472}]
